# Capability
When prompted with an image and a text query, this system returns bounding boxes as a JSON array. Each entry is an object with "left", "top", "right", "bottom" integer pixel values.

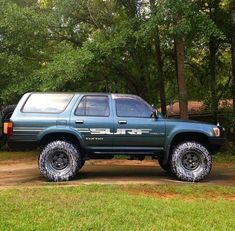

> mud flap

[{"left": 162, "top": 144, "right": 171, "bottom": 165}]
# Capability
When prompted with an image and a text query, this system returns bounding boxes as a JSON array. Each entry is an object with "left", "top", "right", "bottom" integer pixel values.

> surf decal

[{"left": 77, "top": 128, "right": 154, "bottom": 135}]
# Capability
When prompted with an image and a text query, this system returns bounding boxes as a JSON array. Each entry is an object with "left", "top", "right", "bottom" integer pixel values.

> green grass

[
  {"left": 213, "top": 141, "right": 235, "bottom": 163},
  {"left": 0, "top": 184, "right": 234, "bottom": 231},
  {"left": 213, "top": 143, "right": 235, "bottom": 163},
  {"left": 0, "top": 150, "right": 38, "bottom": 161},
  {"left": 0, "top": 150, "right": 235, "bottom": 230}
]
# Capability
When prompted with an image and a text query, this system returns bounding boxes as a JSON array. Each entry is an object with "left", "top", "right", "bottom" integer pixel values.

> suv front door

[{"left": 112, "top": 95, "right": 165, "bottom": 153}]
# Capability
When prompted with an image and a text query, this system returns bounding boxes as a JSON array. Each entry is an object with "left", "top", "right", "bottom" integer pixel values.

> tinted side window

[
  {"left": 75, "top": 96, "right": 110, "bottom": 117},
  {"left": 22, "top": 94, "right": 74, "bottom": 113},
  {"left": 115, "top": 97, "right": 152, "bottom": 118}
]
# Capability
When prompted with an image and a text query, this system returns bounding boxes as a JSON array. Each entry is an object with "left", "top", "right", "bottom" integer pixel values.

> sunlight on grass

[{"left": 0, "top": 185, "right": 234, "bottom": 231}]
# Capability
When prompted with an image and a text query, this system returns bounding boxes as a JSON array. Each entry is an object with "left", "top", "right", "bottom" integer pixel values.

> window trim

[
  {"left": 21, "top": 93, "right": 74, "bottom": 114},
  {"left": 74, "top": 95, "right": 110, "bottom": 117},
  {"left": 114, "top": 96, "right": 153, "bottom": 118}
]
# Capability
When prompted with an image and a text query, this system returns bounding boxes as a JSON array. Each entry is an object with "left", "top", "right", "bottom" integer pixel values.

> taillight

[{"left": 3, "top": 122, "right": 13, "bottom": 136}]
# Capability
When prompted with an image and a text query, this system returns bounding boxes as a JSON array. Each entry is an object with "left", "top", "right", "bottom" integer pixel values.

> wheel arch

[
  {"left": 163, "top": 132, "right": 210, "bottom": 164},
  {"left": 39, "top": 131, "right": 84, "bottom": 150}
]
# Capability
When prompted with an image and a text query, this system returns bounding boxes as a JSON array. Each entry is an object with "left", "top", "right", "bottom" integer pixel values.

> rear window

[{"left": 22, "top": 94, "right": 74, "bottom": 113}]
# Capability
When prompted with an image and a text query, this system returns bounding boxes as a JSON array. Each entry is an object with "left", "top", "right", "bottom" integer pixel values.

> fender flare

[
  {"left": 37, "top": 127, "right": 84, "bottom": 148},
  {"left": 163, "top": 131, "right": 210, "bottom": 165}
]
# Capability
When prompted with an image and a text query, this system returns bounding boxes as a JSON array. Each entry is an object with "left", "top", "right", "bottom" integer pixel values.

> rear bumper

[{"left": 7, "top": 140, "right": 38, "bottom": 151}]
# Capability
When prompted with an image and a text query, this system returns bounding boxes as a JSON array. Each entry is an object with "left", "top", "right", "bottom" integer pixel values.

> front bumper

[
  {"left": 209, "top": 125, "right": 226, "bottom": 152},
  {"left": 209, "top": 137, "right": 226, "bottom": 146},
  {"left": 208, "top": 137, "right": 226, "bottom": 153}
]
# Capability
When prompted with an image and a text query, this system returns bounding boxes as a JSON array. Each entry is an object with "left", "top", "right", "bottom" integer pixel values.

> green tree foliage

[{"left": 0, "top": 0, "right": 233, "bottom": 119}]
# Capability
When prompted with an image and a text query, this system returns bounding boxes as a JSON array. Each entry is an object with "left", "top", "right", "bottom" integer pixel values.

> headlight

[{"left": 213, "top": 127, "right": 220, "bottom": 137}]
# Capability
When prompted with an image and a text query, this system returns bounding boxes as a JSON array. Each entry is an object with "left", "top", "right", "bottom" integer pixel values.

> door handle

[
  {"left": 118, "top": 120, "right": 127, "bottom": 124},
  {"left": 75, "top": 120, "right": 84, "bottom": 124}
]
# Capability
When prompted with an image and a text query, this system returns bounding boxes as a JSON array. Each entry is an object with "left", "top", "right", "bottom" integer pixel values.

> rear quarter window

[{"left": 22, "top": 94, "right": 74, "bottom": 113}]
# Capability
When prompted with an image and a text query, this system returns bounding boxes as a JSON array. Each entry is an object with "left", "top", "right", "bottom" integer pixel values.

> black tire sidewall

[
  {"left": 170, "top": 142, "right": 212, "bottom": 182},
  {"left": 39, "top": 141, "right": 82, "bottom": 182},
  {"left": 79, "top": 160, "right": 85, "bottom": 170},
  {"left": 158, "top": 157, "right": 172, "bottom": 174},
  {"left": 1, "top": 105, "right": 16, "bottom": 122}
]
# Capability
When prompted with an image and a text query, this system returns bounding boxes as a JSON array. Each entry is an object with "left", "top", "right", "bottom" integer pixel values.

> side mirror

[{"left": 151, "top": 110, "right": 158, "bottom": 119}]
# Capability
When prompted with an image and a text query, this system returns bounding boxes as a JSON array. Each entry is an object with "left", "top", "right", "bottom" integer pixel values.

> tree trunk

[
  {"left": 150, "top": 0, "right": 167, "bottom": 115},
  {"left": 209, "top": 38, "right": 218, "bottom": 124},
  {"left": 231, "top": 0, "right": 235, "bottom": 144},
  {"left": 119, "top": 0, "right": 137, "bottom": 17},
  {"left": 231, "top": 2, "right": 235, "bottom": 110},
  {"left": 207, "top": 0, "right": 220, "bottom": 124},
  {"left": 155, "top": 29, "right": 167, "bottom": 116},
  {"left": 175, "top": 38, "right": 188, "bottom": 119}
]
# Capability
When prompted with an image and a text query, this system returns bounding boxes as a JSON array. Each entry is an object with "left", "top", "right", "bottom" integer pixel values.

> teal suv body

[{"left": 4, "top": 92, "right": 225, "bottom": 182}]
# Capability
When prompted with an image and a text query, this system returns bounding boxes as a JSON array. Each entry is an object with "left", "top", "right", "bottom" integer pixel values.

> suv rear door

[{"left": 70, "top": 94, "right": 113, "bottom": 153}]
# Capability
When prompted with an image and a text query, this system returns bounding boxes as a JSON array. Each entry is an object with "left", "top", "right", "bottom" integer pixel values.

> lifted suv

[{"left": 3, "top": 92, "right": 225, "bottom": 182}]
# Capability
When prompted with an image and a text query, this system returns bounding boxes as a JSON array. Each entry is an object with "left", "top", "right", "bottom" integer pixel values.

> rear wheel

[
  {"left": 39, "top": 141, "right": 82, "bottom": 182},
  {"left": 170, "top": 141, "right": 212, "bottom": 182}
]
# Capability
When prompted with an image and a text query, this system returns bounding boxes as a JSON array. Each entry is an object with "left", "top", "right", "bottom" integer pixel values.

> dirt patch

[
  {"left": 87, "top": 159, "right": 157, "bottom": 166},
  {"left": 122, "top": 187, "right": 235, "bottom": 201},
  {"left": 214, "top": 162, "right": 235, "bottom": 167},
  {"left": 126, "top": 190, "right": 178, "bottom": 199},
  {"left": 0, "top": 157, "right": 235, "bottom": 188}
]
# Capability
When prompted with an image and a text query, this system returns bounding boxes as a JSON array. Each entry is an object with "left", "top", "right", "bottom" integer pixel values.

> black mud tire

[
  {"left": 170, "top": 141, "right": 212, "bottom": 182},
  {"left": 39, "top": 141, "right": 82, "bottom": 182},
  {"left": 79, "top": 160, "right": 85, "bottom": 170},
  {"left": 1, "top": 105, "right": 16, "bottom": 122},
  {"left": 158, "top": 157, "right": 172, "bottom": 174}
]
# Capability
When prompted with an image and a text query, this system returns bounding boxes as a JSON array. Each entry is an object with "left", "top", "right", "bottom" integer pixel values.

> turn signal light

[
  {"left": 213, "top": 127, "right": 220, "bottom": 137},
  {"left": 3, "top": 122, "right": 13, "bottom": 136}
]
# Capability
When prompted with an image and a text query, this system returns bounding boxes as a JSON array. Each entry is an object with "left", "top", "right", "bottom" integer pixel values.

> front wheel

[
  {"left": 39, "top": 141, "right": 82, "bottom": 182},
  {"left": 170, "top": 142, "right": 212, "bottom": 182}
]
